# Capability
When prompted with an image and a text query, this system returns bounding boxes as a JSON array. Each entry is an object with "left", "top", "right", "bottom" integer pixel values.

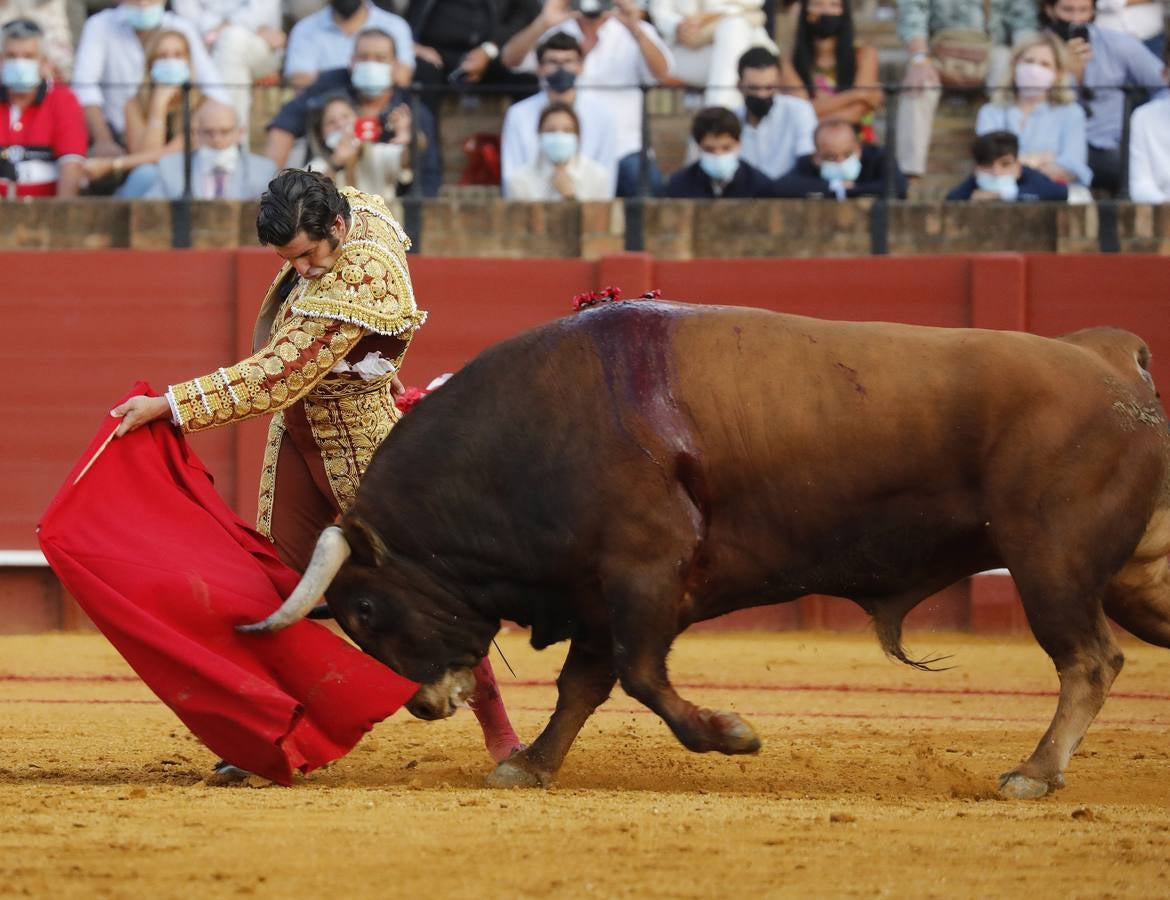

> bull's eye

[{"left": 356, "top": 598, "right": 373, "bottom": 623}]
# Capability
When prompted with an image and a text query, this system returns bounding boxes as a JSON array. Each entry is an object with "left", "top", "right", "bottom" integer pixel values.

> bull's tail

[{"left": 871, "top": 601, "right": 954, "bottom": 673}]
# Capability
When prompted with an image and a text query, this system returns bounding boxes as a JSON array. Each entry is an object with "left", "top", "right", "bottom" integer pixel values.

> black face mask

[
  {"left": 1049, "top": 17, "right": 1090, "bottom": 41},
  {"left": 330, "top": 0, "right": 362, "bottom": 19},
  {"left": 809, "top": 14, "right": 843, "bottom": 39},
  {"left": 744, "top": 93, "right": 774, "bottom": 120},
  {"left": 544, "top": 67, "right": 577, "bottom": 94}
]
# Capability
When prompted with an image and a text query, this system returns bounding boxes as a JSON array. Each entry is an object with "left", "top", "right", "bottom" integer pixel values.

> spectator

[
  {"left": 284, "top": 0, "right": 413, "bottom": 91},
  {"left": 171, "top": 0, "right": 286, "bottom": 128},
  {"left": 265, "top": 27, "right": 440, "bottom": 195},
  {"left": 774, "top": 117, "right": 905, "bottom": 197},
  {"left": 1096, "top": 0, "right": 1164, "bottom": 61},
  {"left": 649, "top": 0, "right": 776, "bottom": 109},
  {"left": 500, "top": 31, "right": 616, "bottom": 196},
  {"left": 407, "top": 0, "right": 540, "bottom": 117},
  {"left": 142, "top": 99, "right": 275, "bottom": 197},
  {"left": 1128, "top": 90, "right": 1170, "bottom": 202},
  {"left": 663, "top": 104, "right": 776, "bottom": 197},
  {"left": 782, "top": 0, "right": 881, "bottom": 143},
  {"left": 946, "top": 129, "right": 1068, "bottom": 201},
  {"left": 735, "top": 46, "right": 817, "bottom": 179},
  {"left": 72, "top": 0, "right": 226, "bottom": 159},
  {"left": 976, "top": 31, "right": 1091, "bottom": 187},
  {"left": 0, "top": 17, "right": 85, "bottom": 196},
  {"left": 505, "top": 99, "right": 613, "bottom": 199},
  {"left": 304, "top": 91, "right": 412, "bottom": 196},
  {"left": 895, "top": 0, "right": 1038, "bottom": 179},
  {"left": 502, "top": 0, "right": 674, "bottom": 197},
  {"left": 0, "top": 0, "right": 73, "bottom": 78},
  {"left": 1041, "top": 0, "right": 1168, "bottom": 193}
]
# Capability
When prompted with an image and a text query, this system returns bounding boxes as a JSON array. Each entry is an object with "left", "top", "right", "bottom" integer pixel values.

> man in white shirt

[
  {"left": 502, "top": 0, "right": 673, "bottom": 196},
  {"left": 72, "top": 0, "right": 228, "bottom": 158},
  {"left": 1096, "top": 0, "right": 1165, "bottom": 59},
  {"left": 172, "top": 0, "right": 286, "bottom": 128},
  {"left": 734, "top": 45, "right": 815, "bottom": 179},
  {"left": 1128, "top": 94, "right": 1170, "bottom": 203},
  {"left": 500, "top": 31, "right": 617, "bottom": 196},
  {"left": 284, "top": 0, "right": 413, "bottom": 91}
]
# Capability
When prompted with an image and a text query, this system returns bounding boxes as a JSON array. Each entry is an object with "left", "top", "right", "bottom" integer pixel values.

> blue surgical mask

[
  {"left": 122, "top": 2, "right": 164, "bottom": 31},
  {"left": 539, "top": 131, "right": 578, "bottom": 164},
  {"left": 351, "top": 61, "right": 392, "bottom": 96},
  {"left": 2, "top": 58, "right": 40, "bottom": 91},
  {"left": 151, "top": 58, "right": 190, "bottom": 85},
  {"left": 819, "top": 154, "right": 862, "bottom": 183},
  {"left": 699, "top": 151, "right": 739, "bottom": 183},
  {"left": 975, "top": 171, "right": 1019, "bottom": 200}
]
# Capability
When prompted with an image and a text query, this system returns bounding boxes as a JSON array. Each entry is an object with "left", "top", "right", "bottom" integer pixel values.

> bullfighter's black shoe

[{"left": 207, "top": 760, "right": 251, "bottom": 785}]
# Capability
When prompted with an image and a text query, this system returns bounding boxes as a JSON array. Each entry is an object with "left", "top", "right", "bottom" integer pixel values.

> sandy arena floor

[{"left": 2, "top": 629, "right": 1170, "bottom": 899}]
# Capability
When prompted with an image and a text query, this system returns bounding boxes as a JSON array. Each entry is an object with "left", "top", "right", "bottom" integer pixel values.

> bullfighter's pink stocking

[{"left": 469, "top": 656, "right": 523, "bottom": 763}]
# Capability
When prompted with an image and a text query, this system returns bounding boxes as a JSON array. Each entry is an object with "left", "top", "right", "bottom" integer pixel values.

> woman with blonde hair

[{"left": 975, "top": 31, "right": 1091, "bottom": 187}]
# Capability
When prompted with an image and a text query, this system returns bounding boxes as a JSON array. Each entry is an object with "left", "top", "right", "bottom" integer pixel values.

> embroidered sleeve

[{"left": 166, "top": 316, "right": 365, "bottom": 433}]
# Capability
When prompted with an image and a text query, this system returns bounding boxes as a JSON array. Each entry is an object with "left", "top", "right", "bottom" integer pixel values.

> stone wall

[{"left": 4, "top": 198, "right": 1170, "bottom": 257}]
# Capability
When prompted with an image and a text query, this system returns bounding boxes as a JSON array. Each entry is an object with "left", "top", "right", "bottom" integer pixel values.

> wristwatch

[{"left": 480, "top": 41, "right": 499, "bottom": 60}]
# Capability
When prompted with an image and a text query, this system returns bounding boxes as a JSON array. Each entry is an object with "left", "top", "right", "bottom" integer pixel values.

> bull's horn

[{"left": 236, "top": 526, "right": 351, "bottom": 633}]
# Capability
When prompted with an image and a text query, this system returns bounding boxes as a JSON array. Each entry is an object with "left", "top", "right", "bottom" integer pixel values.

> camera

[
  {"left": 353, "top": 117, "right": 381, "bottom": 142},
  {"left": 571, "top": 0, "right": 613, "bottom": 15}
]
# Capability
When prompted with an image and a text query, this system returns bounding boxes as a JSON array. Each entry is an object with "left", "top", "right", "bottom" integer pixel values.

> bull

[{"left": 240, "top": 300, "right": 1170, "bottom": 799}]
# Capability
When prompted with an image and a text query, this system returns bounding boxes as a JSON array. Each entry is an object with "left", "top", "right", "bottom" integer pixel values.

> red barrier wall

[{"left": 3, "top": 250, "right": 1167, "bottom": 633}]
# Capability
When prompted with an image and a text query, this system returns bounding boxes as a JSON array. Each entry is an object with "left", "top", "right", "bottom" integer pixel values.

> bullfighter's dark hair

[
  {"left": 736, "top": 45, "right": 780, "bottom": 79},
  {"left": 256, "top": 169, "right": 350, "bottom": 247},
  {"left": 792, "top": 0, "right": 856, "bottom": 98},
  {"left": 537, "top": 31, "right": 583, "bottom": 63},
  {"left": 538, "top": 100, "right": 580, "bottom": 133},
  {"left": 973, "top": 131, "right": 1019, "bottom": 166},
  {"left": 691, "top": 106, "right": 742, "bottom": 144}
]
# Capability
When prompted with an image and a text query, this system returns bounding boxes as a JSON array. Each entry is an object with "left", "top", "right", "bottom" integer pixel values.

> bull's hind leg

[
  {"left": 1103, "top": 510, "right": 1170, "bottom": 649},
  {"left": 486, "top": 637, "right": 617, "bottom": 788}
]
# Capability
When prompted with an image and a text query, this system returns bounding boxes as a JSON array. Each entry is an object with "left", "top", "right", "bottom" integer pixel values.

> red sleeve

[{"left": 50, "top": 86, "right": 88, "bottom": 159}]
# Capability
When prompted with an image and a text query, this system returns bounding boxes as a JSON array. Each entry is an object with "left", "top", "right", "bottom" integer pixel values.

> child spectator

[
  {"left": 663, "top": 105, "right": 776, "bottom": 197},
  {"left": 0, "top": 0, "right": 73, "bottom": 78},
  {"left": 649, "top": 0, "right": 776, "bottom": 109},
  {"left": 1128, "top": 92, "right": 1170, "bottom": 203},
  {"left": 774, "top": 117, "right": 905, "bottom": 198},
  {"left": 500, "top": 32, "right": 616, "bottom": 197},
  {"left": 783, "top": 0, "right": 881, "bottom": 143},
  {"left": 976, "top": 32, "right": 1090, "bottom": 188},
  {"left": 0, "top": 17, "right": 85, "bottom": 197},
  {"left": 735, "top": 46, "right": 817, "bottom": 179},
  {"left": 505, "top": 100, "right": 613, "bottom": 200},
  {"left": 304, "top": 91, "right": 412, "bottom": 197},
  {"left": 284, "top": 0, "right": 413, "bottom": 91},
  {"left": 946, "top": 129, "right": 1068, "bottom": 202}
]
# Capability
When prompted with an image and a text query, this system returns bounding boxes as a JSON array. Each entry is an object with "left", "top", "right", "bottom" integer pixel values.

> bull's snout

[{"left": 405, "top": 668, "right": 476, "bottom": 721}]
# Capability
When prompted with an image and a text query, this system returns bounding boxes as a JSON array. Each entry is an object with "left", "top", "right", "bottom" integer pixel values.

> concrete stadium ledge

[{"left": 2, "top": 199, "right": 1170, "bottom": 257}]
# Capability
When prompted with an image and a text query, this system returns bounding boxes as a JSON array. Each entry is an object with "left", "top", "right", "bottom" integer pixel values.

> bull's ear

[{"left": 343, "top": 516, "right": 391, "bottom": 567}]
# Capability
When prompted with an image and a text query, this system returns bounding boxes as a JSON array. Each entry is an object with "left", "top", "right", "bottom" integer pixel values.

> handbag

[{"left": 930, "top": 28, "right": 993, "bottom": 89}]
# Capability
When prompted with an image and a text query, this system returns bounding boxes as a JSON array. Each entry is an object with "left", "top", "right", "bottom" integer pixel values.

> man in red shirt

[{"left": 1, "top": 18, "right": 86, "bottom": 198}]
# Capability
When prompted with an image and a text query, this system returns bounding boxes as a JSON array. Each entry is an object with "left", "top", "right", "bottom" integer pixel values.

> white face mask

[
  {"left": 975, "top": 171, "right": 1019, "bottom": 200},
  {"left": 539, "top": 131, "right": 578, "bottom": 164},
  {"left": 1014, "top": 61, "right": 1056, "bottom": 98},
  {"left": 324, "top": 129, "right": 347, "bottom": 150},
  {"left": 201, "top": 144, "right": 240, "bottom": 171},
  {"left": 819, "top": 154, "right": 862, "bottom": 184}
]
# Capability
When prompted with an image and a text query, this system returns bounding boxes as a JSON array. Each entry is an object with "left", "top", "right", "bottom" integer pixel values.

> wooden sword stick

[{"left": 72, "top": 430, "right": 118, "bottom": 486}]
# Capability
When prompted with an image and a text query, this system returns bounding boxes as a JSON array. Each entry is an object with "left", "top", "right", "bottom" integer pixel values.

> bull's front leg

[{"left": 486, "top": 637, "right": 616, "bottom": 788}]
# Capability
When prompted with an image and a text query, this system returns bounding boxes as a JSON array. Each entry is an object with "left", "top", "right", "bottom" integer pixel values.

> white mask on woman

[{"left": 1014, "top": 62, "right": 1056, "bottom": 99}]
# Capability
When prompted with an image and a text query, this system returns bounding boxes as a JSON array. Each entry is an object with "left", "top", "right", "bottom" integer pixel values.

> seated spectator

[
  {"left": 1041, "top": 0, "right": 1167, "bottom": 193},
  {"left": 72, "top": 0, "right": 226, "bottom": 159},
  {"left": 946, "top": 130, "right": 1068, "bottom": 202},
  {"left": 284, "top": 0, "right": 413, "bottom": 92},
  {"left": 265, "top": 27, "right": 440, "bottom": 195},
  {"left": 304, "top": 91, "right": 412, "bottom": 197},
  {"left": 735, "top": 46, "right": 816, "bottom": 179},
  {"left": 774, "top": 117, "right": 905, "bottom": 198},
  {"left": 171, "top": 0, "right": 286, "bottom": 128},
  {"left": 140, "top": 99, "right": 274, "bottom": 197},
  {"left": 649, "top": 0, "right": 776, "bottom": 109},
  {"left": 782, "top": 0, "right": 880, "bottom": 143},
  {"left": 0, "top": 17, "right": 85, "bottom": 196},
  {"left": 663, "top": 105, "right": 776, "bottom": 198},
  {"left": 407, "top": 0, "right": 539, "bottom": 119},
  {"left": 976, "top": 32, "right": 1091, "bottom": 187},
  {"left": 1096, "top": 0, "right": 1165, "bottom": 61},
  {"left": 896, "top": 0, "right": 1037, "bottom": 179},
  {"left": 500, "top": 31, "right": 616, "bottom": 197},
  {"left": 505, "top": 100, "right": 613, "bottom": 200},
  {"left": 0, "top": 0, "right": 73, "bottom": 78},
  {"left": 502, "top": 0, "right": 674, "bottom": 197},
  {"left": 1128, "top": 92, "right": 1170, "bottom": 203}
]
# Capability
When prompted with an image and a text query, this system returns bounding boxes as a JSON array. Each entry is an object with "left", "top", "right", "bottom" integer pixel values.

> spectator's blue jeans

[
  {"left": 116, "top": 163, "right": 159, "bottom": 198},
  {"left": 616, "top": 150, "right": 663, "bottom": 198}
]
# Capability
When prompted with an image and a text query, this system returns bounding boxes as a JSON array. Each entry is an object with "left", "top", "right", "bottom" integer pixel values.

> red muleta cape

[{"left": 37, "top": 383, "right": 418, "bottom": 785}]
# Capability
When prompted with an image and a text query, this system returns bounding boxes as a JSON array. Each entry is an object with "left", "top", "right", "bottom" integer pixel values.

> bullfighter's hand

[
  {"left": 111, "top": 395, "right": 172, "bottom": 438},
  {"left": 391, "top": 375, "right": 406, "bottom": 398}
]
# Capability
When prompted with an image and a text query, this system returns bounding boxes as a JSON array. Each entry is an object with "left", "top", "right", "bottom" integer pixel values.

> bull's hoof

[
  {"left": 485, "top": 758, "right": 549, "bottom": 789},
  {"left": 712, "top": 711, "right": 762, "bottom": 755},
  {"left": 997, "top": 772, "right": 1051, "bottom": 800}
]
